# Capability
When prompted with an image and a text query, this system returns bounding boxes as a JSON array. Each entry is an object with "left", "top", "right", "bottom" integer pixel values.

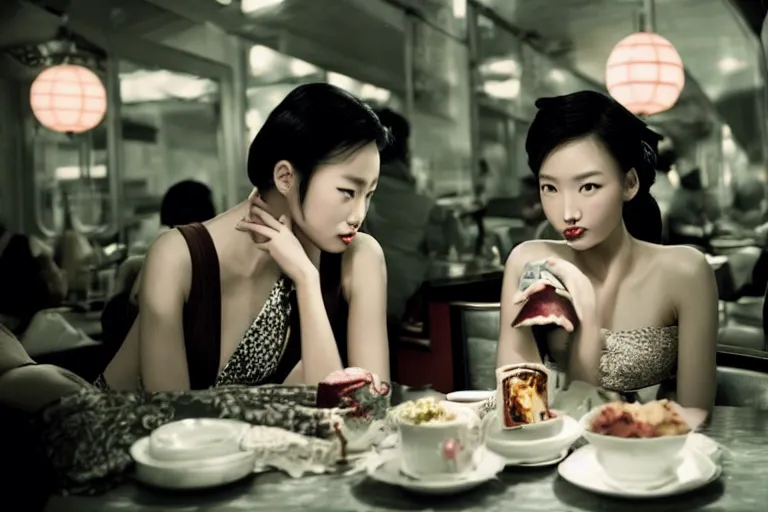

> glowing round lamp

[
  {"left": 605, "top": 32, "right": 684, "bottom": 116},
  {"left": 30, "top": 64, "right": 107, "bottom": 133}
]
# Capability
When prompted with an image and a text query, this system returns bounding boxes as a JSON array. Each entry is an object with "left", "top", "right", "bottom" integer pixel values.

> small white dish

[
  {"left": 367, "top": 447, "right": 505, "bottom": 496},
  {"left": 558, "top": 444, "right": 720, "bottom": 499},
  {"left": 131, "top": 436, "right": 256, "bottom": 490},
  {"left": 446, "top": 390, "right": 495, "bottom": 403},
  {"left": 484, "top": 411, "right": 581, "bottom": 463},
  {"left": 504, "top": 449, "right": 569, "bottom": 468},
  {"left": 149, "top": 419, "right": 250, "bottom": 462}
]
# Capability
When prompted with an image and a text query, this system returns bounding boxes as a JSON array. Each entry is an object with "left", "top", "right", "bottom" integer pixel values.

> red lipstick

[
  {"left": 340, "top": 233, "right": 356, "bottom": 245},
  {"left": 563, "top": 227, "right": 586, "bottom": 241}
]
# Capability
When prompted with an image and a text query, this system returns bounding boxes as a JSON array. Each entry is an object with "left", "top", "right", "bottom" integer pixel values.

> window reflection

[
  {"left": 117, "top": 61, "right": 222, "bottom": 251},
  {"left": 32, "top": 122, "right": 110, "bottom": 236},
  {"left": 410, "top": 17, "right": 472, "bottom": 199},
  {"left": 244, "top": 44, "right": 402, "bottom": 161}
]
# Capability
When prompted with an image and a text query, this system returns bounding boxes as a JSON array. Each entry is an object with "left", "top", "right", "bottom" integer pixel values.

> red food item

[
  {"left": 316, "top": 368, "right": 390, "bottom": 417},
  {"left": 512, "top": 285, "right": 578, "bottom": 329}
]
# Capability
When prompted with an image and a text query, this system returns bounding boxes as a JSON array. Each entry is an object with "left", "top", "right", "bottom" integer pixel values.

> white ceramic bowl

[
  {"left": 131, "top": 437, "right": 256, "bottom": 490},
  {"left": 579, "top": 406, "right": 690, "bottom": 485},
  {"left": 494, "top": 410, "right": 565, "bottom": 441},
  {"left": 484, "top": 410, "right": 580, "bottom": 463},
  {"left": 148, "top": 419, "right": 249, "bottom": 462}
]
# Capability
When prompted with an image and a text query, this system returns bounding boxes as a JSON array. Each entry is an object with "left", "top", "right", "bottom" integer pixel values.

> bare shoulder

[
  {"left": 342, "top": 232, "right": 385, "bottom": 269},
  {"left": 505, "top": 240, "right": 566, "bottom": 274},
  {"left": 341, "top": 232, "right": 386, "bottom": 298},
  {"left": 139, "top": 229, "right": 192, "bottom": 297},
  {"left": 145, "top": 229, "right": 191, "bottom": 269},
  {"left": 650, "top": 244, "right": 712, "bottom": 280}
]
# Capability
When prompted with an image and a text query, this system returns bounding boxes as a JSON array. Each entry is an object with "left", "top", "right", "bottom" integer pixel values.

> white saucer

[
  {"left": 446, "top": 390, "right": 495, "bottom": 403},
  {"left": 130, "top": 436, "right": 257, "bottom": 490},
  {"left": 505, "top": 449, "right": 569, "bottom": 468},
  {"left": 485, "top": 412, "right": 582, "bottom": 463},
  {"left": 558, "top": 444, "right": 720, "bottom": 499},
  {"left": 367, "top": 448, "right": 505, "bottom": 495}
]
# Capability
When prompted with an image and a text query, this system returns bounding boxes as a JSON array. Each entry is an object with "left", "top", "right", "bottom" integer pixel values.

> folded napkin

[{"left": 242, "top": 425, "right": 344, "bottom": 478}]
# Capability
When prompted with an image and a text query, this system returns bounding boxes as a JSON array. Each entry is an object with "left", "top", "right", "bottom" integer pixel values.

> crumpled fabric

[{"left": 33, "top": 379, "right": 388, "bottom": 495}]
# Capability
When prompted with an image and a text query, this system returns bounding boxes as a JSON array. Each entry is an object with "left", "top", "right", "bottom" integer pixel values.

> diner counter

[{"left": 46, "top": 406, "right": 768, "bottom": 512}]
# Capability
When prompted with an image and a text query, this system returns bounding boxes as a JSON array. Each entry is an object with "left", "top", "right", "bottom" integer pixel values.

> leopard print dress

[
  {"left": 215, "top": 275, "right": 294, "bottom": 386},
  {"left": 94, "top": 275, "right": 295, "bottom": 390}
]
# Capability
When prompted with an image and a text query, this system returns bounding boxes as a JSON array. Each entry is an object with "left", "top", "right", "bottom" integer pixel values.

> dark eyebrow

[
  {"left": 343, "top": 175, "right": 377, "bottom": 188},
  {"left": 539, "top": 170, "right": 604, "bottom": 182}
]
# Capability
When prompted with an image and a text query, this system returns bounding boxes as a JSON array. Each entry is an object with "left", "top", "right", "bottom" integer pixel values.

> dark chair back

[
  {"left": 449, "top": 302, "right": 500, "bottom": 391},
  {"left": 715, "top": 366, "right": 768, "bottom": 410}
]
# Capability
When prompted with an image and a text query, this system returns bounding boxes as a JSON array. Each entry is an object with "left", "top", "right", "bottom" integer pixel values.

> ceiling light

[
  {"left": 606, "top": 32, "right": 684, "bottom": 116},
  {"left": 241, "top": 0, "right": 284, "bottom": 14},
  {"left": 452, "top": 0, "right": 466, "bottom": 19},
  {"left": 718, "top": 57, "right": 746, "bottom": 74},
  {"left": 481, "top": 59, "right": 519, "bottom": 77},
  {"left": 483, "top": 79, "right": 520, "bottom": 100},
  {"left": 548, "top": 69, "right": 566, "bottom": 84}
]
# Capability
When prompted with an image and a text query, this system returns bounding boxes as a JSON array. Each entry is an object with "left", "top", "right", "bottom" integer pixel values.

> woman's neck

[
  {"left": 208, "top": 191, "right": 321, "bottom": 278},
  {"left": 574, "top": 223, "right": 636, "bottom": 283},
  {"left": 259, "top": 189, "right": 322, "bottom": 269}
]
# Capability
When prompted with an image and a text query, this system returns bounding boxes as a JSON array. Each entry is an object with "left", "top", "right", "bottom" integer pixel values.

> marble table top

[{"left": 45, "top": 406, "right": 768, "bottom": 512}]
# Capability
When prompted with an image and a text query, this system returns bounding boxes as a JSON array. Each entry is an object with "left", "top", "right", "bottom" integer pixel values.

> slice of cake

[{"left": 495, "top": 364, "right": 553, "bottom": 427}]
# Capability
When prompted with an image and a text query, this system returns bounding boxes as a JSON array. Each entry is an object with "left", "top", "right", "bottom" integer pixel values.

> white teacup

[{"left": 396, "top": 405, "right": 481, "bottom": 480}]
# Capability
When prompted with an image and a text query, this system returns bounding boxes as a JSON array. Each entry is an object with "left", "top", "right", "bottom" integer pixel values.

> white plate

[
  {"left": 131, "top": 436, "right": 256, "bottom": 490},
  {"left": 558, "top": 444, "right": 720, "bottom": 499},
  {"left": 485, "top": 412, "right": 582, "bottom": 462},
  {"left": 367, "top": 448, "right": 505, "bottom": 496},
  {"left": 504, "top": 449, "right": 570, "bottom": 468},
  {"left": 149, "top": 419, "right": 251, "bottom": 462},
  {"left": 446, "top": 390, "right": 495, "bottom": 403}
]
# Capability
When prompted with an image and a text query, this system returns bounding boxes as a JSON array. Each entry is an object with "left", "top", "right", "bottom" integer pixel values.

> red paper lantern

[
  {"left": 30, "top": 64, "right": 107, "bottom": 133},
  {"left": 605, "top": 32, "right": 684, "bottom": 116}
]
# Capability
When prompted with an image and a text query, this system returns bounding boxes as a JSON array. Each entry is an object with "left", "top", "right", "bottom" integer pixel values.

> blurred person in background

[
  {"left": 667, "top": 167, "right": 718, "bottom": 248},
  {"left": 101, "top": 181, "right": 218, "bottom": 352},
  {"left": 0, "top": 221, "right": 67, "bottom": 335},
  {"left": 159, "top": 180, "right": 217, "bottom": 230},
  {"left": 366, "top": 108, "right": 454, "bottom": 327}
]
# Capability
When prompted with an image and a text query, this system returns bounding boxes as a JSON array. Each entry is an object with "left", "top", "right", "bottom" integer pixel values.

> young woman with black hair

[
  {"left": 496, "top": 91, "right": 717, "bottom": 412},
  {"left": 98, "top": 83, "right": 392, "bottom": 391}
]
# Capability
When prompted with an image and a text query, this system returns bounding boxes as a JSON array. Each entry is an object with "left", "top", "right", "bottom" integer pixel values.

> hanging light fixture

[
  {"left": 605, "top": 0, "right": 684, "bottom": 116},
  {"left": 30, "top": 64, "right": 106, "bottom": 133},
  {"left": 28, "top": 15, "right": 107, "bottom": 134}
]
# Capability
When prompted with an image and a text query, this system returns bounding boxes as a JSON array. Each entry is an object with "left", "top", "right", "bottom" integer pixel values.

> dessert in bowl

[
  {"left": 493, "top": 363, "right": 564, "bottom": 440},
  {"left": 483, "top": 364, "right": 577, "bottom": 462},
  {"left": 316, "top": 367, "right": 391, "bottom": 453},
  {"left": 391, "top": 397, "right": 481, "bottom": 480},
  {"left": 580, "top": 400, "right": 694, "bottom": 486}
]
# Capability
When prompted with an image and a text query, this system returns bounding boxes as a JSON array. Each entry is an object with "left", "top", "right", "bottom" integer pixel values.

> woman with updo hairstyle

[{"left": 496, "top": 91, "right": 717, "bottom": 412}]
